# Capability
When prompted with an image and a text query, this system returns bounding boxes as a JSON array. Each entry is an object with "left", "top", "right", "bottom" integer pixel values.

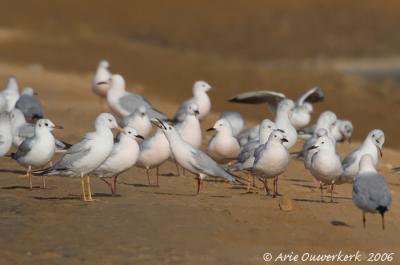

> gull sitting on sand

[
  {"left": 107, "top": 74, "right": 168, "bottom": 120},
  {"left": 249, "top": 129, "right": 289, "bottom": 197},
  {"left": 93, "top": 126, "right": 143, "bottom": 195},
  {"left": 153, "top": 119, "right": 237, "bottom": 194},
  {"left": 352, "top": 154, "right": 392, "bottom": 230},
  {"left": 338, "top": 129, "right": 385, "bottom": 184},
  {"left": 15, "top": 87, "right": 44, "bottom": 121},
  {"left": 1, "top": 75, "right": 20, "bottom": 112},
  {"left": 306, "top": 135, "right": 343, "bottom": 202},
  {"left": 207, "top": 118, "right": 240, "bottom": 163},
  {"left": 35, "top": 113, "right": 122, "bottom": 202},
  {"left": 92, "top": 60, "right": 112, "bottom": 100},
  {"left": 11, "top": 119, "right": 62, "bottom": 189},
  {"left": 121, "top": 106, "right": 152, "bottom": 140},
  {"left": 229, "top": 87, "right": 324, "bottom": 130},
  {"left": 173, "top": 81, "right": 212, "bottom": 122},
  {"left": 0, "top": 112, "right": 12, "bottom": 157}
]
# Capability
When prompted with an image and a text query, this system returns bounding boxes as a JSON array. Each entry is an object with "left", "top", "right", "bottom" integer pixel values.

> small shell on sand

[{"left": 279, "top": 195, "right": 293, "bottom": 211}]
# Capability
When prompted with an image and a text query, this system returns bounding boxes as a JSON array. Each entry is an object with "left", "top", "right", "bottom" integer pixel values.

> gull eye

[
  {"left": 372, "top": 134, "right": 375, "bottom": 138},
  {"left": 321, "top": 142, "right": 325, "bottom": 144},
  {"left": 128, "top": 131, "right": 132, "bottom": 134},
  {"left": 45, "top": 123, "right": 49, "bottom": 126},
  {"left": 268, "top": 126, "right": 271, "bottom": 128},
  {"left": 108, "top": 119, "right": 112, "bottom": 122}
]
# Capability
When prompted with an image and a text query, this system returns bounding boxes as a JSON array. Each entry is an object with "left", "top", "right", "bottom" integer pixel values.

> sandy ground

[{"left": 0, "top": 64, "right": 399, "bottom": 265}]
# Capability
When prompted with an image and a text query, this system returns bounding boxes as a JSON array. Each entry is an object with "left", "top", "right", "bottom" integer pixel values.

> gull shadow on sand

[
  {"left": 285, "top": 178, "right": 312, "bottom": 183},
  {"left": 160, "top": 172, "right": 180, "bottom": 177},
  {"left": 293, "top": 183, "right": 318, "bottom": 189},
  {"left": 2, "top": 185, "right": 40, "bottom": 190},
  {"left": 93, "top": 192, "right": 122, "bottom": 198},
  {"left": 208, "top": 195, "right": 232, "bottom": 198},
  {"left": 331, "top": 220, "right": 352, "bottom": 228},
  {"left": 153, "top": 191, "right": 196, "bottom": 197},
  {"left": 0, "top": 169, "right": 26, "bottom": 175},
  {"left": 32, "top": 195, "right": 81, "bottom": 201},
  {"left": 293, "top": 198, "right": 338, "bottom": 204},
  {"left": 120, "top": 182, "right": 158, "bottom": 188}
]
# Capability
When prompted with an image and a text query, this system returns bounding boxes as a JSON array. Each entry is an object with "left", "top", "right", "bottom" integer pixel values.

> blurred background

[{"left": 1, "top": 0, "right": 400, "bottom": 146}]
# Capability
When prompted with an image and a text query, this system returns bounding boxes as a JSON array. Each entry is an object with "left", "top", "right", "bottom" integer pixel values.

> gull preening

[
  {"left": 352, "top": 154, "right": 391, "bottom": 230},
  {"left": 35, "top": 113, "right": 122, "bottom": 202},
  {"left": 339, "top": 129, "right": 385, "bottom": 184},
  {"left": 93, "top": 126, "right": 143, "bottom": 195},
  {"left": 173, "top": 81, "right": 212, "bottom": 122},
  {"left": 11, "top": 119, "right": 62, "bottom": 189},
  {"left": 107, "top": 74, "right": 168, "bottom": 120},
  {"left": 153, "top": 119, "right": 237, "bottom": 194}
]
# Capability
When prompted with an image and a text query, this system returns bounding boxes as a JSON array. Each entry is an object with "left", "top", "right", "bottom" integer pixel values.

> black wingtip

[{"left": 376, "top": 205, "right": 388, "bottom": 216}]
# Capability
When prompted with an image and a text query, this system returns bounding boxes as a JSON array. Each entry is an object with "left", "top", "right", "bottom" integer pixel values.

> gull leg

[
  {"left": 175, "top": 162, "right": 180, "bottom": 176},
  {"left": 196, "top": 175, "right": 204, "bottom": 195},
  {"left": 246, "top": 174, "right": 252, "bottom": 193},
  {"left": 381, "top": 213, "right": 385, "bottom": 230},
  {"left": 320, "top": 182, "right": 324, "bottom": 203},
  {"left": 81, "top": 173, "right": 87, "bottom": 201},
  {"left": 86, "top": 176, "right": 94, "bottom": 202},
  {"left": 113, "top": 175, "right": 118, "bottom": 195},
  {"left": 363, "top": 212, "right": 366, "bottom": 230},
  {"left": 273, "top": 176, "right": 281, "bottom": 197},
  {"left": 156, "top": 167, "right": 160, "bottom": 187},
  {"left": 263, "top": 178, "right": 270, "bottom": 196},
  {"left": 330, "top": 183, "right": 334, "bottom": 203},
  {"left": 100, "top": 178, "right": 113, "bottom": 195},
  {"left": 27, "top": 165, "right": 32, "bottom": 190},
  {"left": 146, "top": 168, "right": 151, "bottom": 185},
  {"left": 41, "top": 176, "right": 46, "bottom": 189}
]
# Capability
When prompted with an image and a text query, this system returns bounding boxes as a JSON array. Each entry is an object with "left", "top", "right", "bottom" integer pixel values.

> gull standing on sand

[
  {"left": 0, "top": 112, "right": 12, "bottom": 157},
  {"left": 250, "top": 129, "right": 289, "bottom": 197},
  {"left": 306, "top": 135, "right": 343, "bottom": 202},
  {"left": 173, "top": 81, "right": 212, "bottom": 122},
  {"left": 11, "top": 119, "right": 62, "bottom": 189},
  {"left": 153, "top": 119, "right": 237, "bottom": 194},
  {"left": 230, "top": 120, "right": 277, "bottom": 192},
  {"left": 121, "top": 106, "right": 152, "bottom": 140},
  {"left": 93, "top": 126, "right": 143, "bottom": 195},
  {"left": 107, "top": 74, "right": 168, "bottom": 120},
  {"left": 15, "top": 87, "right": 44, "bottom": 121},
  {"left": 229, "top": 87, "right": 324, "bottom": 130},
  {"left": 136, "top": 129, "right": 171, "bottom": 186},
  {"left": 352, "top": 154, "right": 391, "bottom": 230},
  {"left": 218, "top": 111, "right": 245, "bottom": 137},
  {"left": 35, "top": 113, "right": 122, "bottom": 202},
  {"left": 1, "top": 75, "right": 20, "bottom": 111},
  {"left": 207, "top": 118, "right": 240, "bottom": 163},
  {"left": 338, "top": 129, "right": 385, "bottom": 184},
  {"left": 92, "top": 60, "right": 112, "bottom": 99}
]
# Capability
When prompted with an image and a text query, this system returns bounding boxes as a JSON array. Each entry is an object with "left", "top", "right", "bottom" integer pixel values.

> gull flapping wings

[
  {"left": 296, "top": 87, "right": 324, "bottom": 106},
  {"left": 228, "top": 90, "right": 286, "bottom": 114}
]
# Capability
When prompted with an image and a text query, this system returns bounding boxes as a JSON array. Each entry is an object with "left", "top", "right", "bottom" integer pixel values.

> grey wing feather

[
  {"left": 52, "top": 135, "right": 92, "bottom": 170},
  {"left": 229, "top": 91, "right": 285, "bottom": 114},
  {"left": 252, "top": 144, "right": 266, "bottom": 166},
  {"left": 173, "top": 99, "right": 193, "bottom": 122},
  {"left": 12, "top": 138, "right": 34, "bottom": 160},
  {"left": 342, "top": 151, "right": 357, "bottom": 170},
  {"left": 119, "top": 93, "right": 168, "bottom": 120},
  {"left": 297, "top": 87, "right": 324, "bottom": 106},
  {"left": 15, "top": 95, "right": 44, "bottom": 120},
  {"left": 353, "top": 174, "right": 392, "bottom": 211},
  {"left": 18, "top": 124, "right": 35, "bottom": 138},
  {"left": 190, "top": 149, "right": 236, "bottom": 182}
]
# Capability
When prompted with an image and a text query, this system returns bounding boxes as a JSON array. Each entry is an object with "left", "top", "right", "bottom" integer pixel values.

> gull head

[
  {"left": 268, "top": 129, "right": 288, "bottom": 145},
  {"left": 98, "top": 59, "right": 110, "bottom": 69},
  {"left": 6, "top": 75, "right": 18, "bottom": 91},
  {"left": 368, "top": 129, "right": 385, "bottom": 157},
  {"left": 314, "top": 128, "right": 328, "bottom": 138},
  {"left": 10, "top": 108, "right": 26, "bottom": 125},
  {"left": 22, "top": 87, "right": 35, "bottom": 96},
  {"left": 122, "top": 126, "right": 144, "bottom": 140},
  {"left": 302, "top": 102, "right": 313, "bottom": 113},
  {"left": 260, "top": 119, "right": 276, "bottom": 134},
  {"left": 186, "top": 103, "right": 200, "bottom": 116},
  {"left": 318, "top": 111, "right": 337, "bottom": 131},
  {"left": 135, "top": 106, "right": 148, "bottom": 118},
  {"left": 339, "top": 120, "right": 353, "bottom": 142},
  {"left": 193, "top": 81, "right": 212, "bottom": 94},
  {"left": 151, "top": 118, "right": 178, "bottom": 139},
  {"left": 278, "top": 99, "right": 295, "bottom": 115},
  {"left": 307, "top": 135, "right": 334, "bottom": 152},
  {"left": 36, "top": 119, "right": 63, "bottom": 132},
  {"left": 110, "top": 74, "right": 125, "bottom": 92},
  {"left": 96, "top": 113, "right": 122, "bottom": 131},
  {"left": 207, "top": 118, "right": 232, "bottom": 134}
]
